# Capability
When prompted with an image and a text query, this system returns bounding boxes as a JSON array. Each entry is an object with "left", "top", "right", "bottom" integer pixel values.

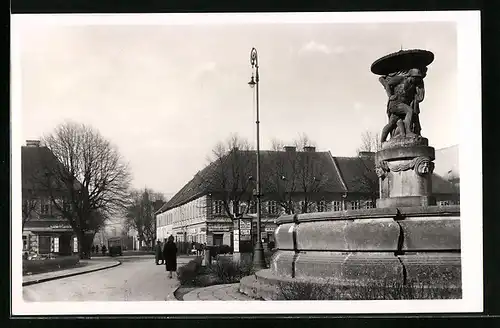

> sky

[{"left": 16, "top": 18, "right": 458, "bottom": 198}]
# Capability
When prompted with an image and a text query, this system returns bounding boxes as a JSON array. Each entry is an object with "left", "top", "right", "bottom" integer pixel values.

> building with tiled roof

[
  {"left": 22, "top": 140, "right": 78, "bottom": 256},
  {"left": 156, "top": 145, "right": 459, "bottom": 247}
]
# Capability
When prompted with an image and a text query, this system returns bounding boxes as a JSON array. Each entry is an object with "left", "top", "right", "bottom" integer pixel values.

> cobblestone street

[{"left": 23, "top": 256, "right": 191, "bottom": 302}]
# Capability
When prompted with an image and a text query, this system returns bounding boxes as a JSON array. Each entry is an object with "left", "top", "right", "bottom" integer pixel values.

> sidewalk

[
  {"left": 182, "top": 283, "right": 255, "bottom": 301},
  {"left": 23, "top": 258, "right": 121, "bottom": 286}
]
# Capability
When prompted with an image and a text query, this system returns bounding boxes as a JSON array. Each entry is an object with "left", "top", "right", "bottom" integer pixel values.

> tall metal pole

[{"left": 250, "top": 47, "right": 266, "bottom": 270}]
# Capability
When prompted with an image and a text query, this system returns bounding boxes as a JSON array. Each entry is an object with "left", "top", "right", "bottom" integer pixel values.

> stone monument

[
  {"left": 372, "top": 49, "right": 436, "bottom": 208},
  {"left": 239, "top": 49, "right": 461, "bottom": 300}
]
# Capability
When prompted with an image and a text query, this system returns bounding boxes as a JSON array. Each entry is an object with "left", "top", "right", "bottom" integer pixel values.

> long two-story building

[{"left": 156, "top": 145, "right": 460, "bottom": 248}]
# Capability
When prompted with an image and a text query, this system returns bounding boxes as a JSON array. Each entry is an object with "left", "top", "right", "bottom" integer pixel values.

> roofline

[
  {"left": 156, "top": 191, "right": 209, "bottom": 215},
  {"left": 328, "top": 151, "right": 348, "bottom": 193}
]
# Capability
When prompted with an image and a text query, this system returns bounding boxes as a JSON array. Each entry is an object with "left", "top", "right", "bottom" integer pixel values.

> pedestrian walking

[
  {"left": 101, "top": 244, "right": 107, "bottom": 256},
  {"left": 95, "top": 245, "right": 100, "bottom": 254},
  {"left": 162, "top": 235, "right": 177, "bottom": 278},
  {"left": 91, "top": 245, "right": 95, "bottom": 254},
  {"left": 155, "top": 240, "right": 164, "bottom": 265}
]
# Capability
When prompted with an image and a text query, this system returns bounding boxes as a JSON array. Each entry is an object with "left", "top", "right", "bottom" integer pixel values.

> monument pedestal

[
  {"left": 375, "top": 137, "right": 436, "bottom": 208},
  {"left": 237, "top": 48, "right": 461, "bottom": 300}
]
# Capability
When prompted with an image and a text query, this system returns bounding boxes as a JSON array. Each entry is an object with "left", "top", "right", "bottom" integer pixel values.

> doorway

[
  {"left": 213, "top": 234, "right": 224, "bottom": 246},
  {"left": 38, "top": 236, "right": 51, "bottom": 254}
]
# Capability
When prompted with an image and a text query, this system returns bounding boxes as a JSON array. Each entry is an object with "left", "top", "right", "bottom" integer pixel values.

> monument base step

[{"left": 239, "top": 269, "right": 462, "bottom": 300}]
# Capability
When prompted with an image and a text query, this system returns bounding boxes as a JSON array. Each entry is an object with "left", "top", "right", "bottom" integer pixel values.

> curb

[
  {"left": 22, "top": 260, "right": 122, "bottom": 287},
  {"left": 167, "top": 284, "right": 181, "bottom": 301},
  {"left": 166, "top": 258, "right": 200, "bottom": 301}
]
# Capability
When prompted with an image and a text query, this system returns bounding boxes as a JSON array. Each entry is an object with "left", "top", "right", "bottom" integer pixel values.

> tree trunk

[{"left": 77, "top": 230, "right": 93, "bottom": 259}]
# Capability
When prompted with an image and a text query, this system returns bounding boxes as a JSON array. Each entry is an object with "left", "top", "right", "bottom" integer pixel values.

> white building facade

[{"left": 156, "top": 195, "right": 209, "bottom": 244}]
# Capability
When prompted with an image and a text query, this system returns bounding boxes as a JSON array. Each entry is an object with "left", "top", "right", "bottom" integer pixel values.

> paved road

[{"left": 23, "top": 256, "right": 191, "bottom": 302}]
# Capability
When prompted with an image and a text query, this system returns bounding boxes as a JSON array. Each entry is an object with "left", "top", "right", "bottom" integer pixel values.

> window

[
  {"left": 317, "top": 201, "right": 327, "bottom": 212},
  {"left": 73, "top": 237, "right": 78, "bottom": 253},
  {"left": 365, "top": 200, "right": 374, "bottom": 209},
  {"left": 332, "top": 201, "right": 342, "bottom": 211},
  {"left": 267, "top": 201, "right": 278, "bottom": 215},
  {"left": 248, "top": 201, "right": 257, "bottom": 214},
  {"left": 41, "top": 199, "right": 50, "bottom": 215},
  {"left": 213, "top": 200, "right": 223, "bottom": 215},
  {"left": 51, "top": 237, "right": 59, "bottom": 253},
  {"left": 351, "top": 200, "right": 361, "bottom": 210}
]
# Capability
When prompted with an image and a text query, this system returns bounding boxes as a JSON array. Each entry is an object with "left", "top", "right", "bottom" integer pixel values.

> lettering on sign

[
  {"left": 240, "top": 220, "right": 252, "bottom": 230},
  {"left": 208, "top": 225, "right": 230, "bottom": 232},
  {"left": 265, "top": 227, "right": 276, "bottom": 232},
  {"left": 48, "top": 224, "right": 72, "bottom": 229},
  {"left": 240, "top": 229, "right": 251, "bottom": 235}
]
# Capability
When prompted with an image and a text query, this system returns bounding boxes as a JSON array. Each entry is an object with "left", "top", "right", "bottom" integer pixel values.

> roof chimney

[
  {"left": 283, "top": 146, "right": 296, "bottom": 152},
  {"left": 303, "top": 146, "right": 316, "bottom": 152},
  {"left": 26, "top": 140, "right": 41, "bottom": 147}
]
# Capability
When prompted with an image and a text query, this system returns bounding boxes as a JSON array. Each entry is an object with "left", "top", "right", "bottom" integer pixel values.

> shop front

[
  {"left": 206, "top": 222, "right": 232, "bottom": 247},
  {"left": 23, "top": 220, "right": 74, "bottom": 256}
]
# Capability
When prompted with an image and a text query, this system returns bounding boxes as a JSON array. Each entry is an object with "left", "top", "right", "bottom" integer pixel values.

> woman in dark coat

[
  {"left": 155, "top": 240, "right": 164, "bottom": 265},
  {"left": 162, "top": 235, "right": 178, "bottom": 278}
]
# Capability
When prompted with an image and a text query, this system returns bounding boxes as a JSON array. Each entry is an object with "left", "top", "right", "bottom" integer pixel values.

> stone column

[{"left": 375, "top": 137, "right": 436, "bottom": 208}]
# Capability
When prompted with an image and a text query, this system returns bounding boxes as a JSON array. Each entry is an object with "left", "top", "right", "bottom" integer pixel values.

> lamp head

[{"left": 248, "top": 75, "right": 256, "bottom": 88}]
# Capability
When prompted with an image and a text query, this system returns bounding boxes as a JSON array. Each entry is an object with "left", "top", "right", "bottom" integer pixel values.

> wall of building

[{"left": 157, "top": 195, "right": 209, "bottom": 244}]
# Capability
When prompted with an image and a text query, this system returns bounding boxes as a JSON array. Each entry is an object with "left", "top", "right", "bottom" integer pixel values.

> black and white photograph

[{"left": 11, "top": 11, "right": 482, "bottom": 315}]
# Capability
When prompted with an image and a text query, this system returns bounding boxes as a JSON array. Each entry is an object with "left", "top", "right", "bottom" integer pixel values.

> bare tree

[
  {"left": 266, "top": 133, "right": 329, "bottom": 214},
  {"left": 200, "top": 133, "right": 255, "bottom": 220},
  {"left": 294, "top": 133, "right": 317, "bottom": 151},
  {"left": 356, "top": 130, "right": 381, "bottom": 153},
  {"left": 22, "top": 190, "right": 39, "bottom": 231},
  {"left": 39, "top": 122, "right": 131, "bottom": 259},
  {"left": 270, "top": 138, "right": 285, "bottom": 151},
  {"left": 353, "top": 130, "right": 380, "bottom": 206},
  {"left": 125, "top": 188, "right": 165, "bottom": 248}
]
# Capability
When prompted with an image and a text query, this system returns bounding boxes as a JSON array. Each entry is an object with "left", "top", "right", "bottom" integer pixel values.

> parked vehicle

[{"left": 108, "top": 237, "right": 124, "bottom": 256}]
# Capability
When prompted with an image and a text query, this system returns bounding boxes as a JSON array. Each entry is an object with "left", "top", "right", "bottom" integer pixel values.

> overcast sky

[{"left": 16, "top": 19, "right": 458, "bottom": 198}]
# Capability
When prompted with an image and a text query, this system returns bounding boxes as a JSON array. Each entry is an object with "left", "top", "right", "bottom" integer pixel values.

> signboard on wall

[{"left": 208, "top": 225, "right": 230, "bottom": 232}]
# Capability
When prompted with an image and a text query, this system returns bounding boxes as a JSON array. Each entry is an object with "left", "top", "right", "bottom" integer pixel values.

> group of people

[
  {"left": 155, "top": 235, "right": 178, "bottom": 278},
  {"left": 91, "top": 244, "right": 107, "bottom": 255}
]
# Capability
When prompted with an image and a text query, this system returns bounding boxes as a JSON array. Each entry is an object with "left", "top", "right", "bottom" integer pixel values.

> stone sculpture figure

[{"left": 378, "top": 67, "right": 427, "bottom": 144}]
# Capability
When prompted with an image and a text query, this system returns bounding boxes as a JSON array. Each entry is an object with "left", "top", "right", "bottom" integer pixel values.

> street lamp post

[{"left": 248, "top": 47, "right": 267, "bottom": 270}]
